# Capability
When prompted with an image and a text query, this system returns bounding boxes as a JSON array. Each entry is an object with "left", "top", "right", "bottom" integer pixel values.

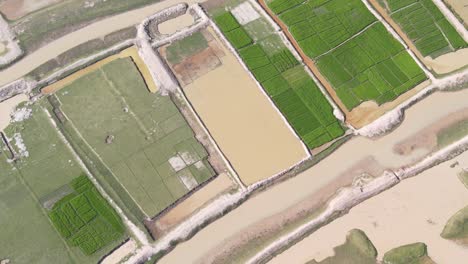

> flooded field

[
  {"left": 183, "top": 28, "right": 308, "bottom": 185},
  {"left": 159, "top": 88, "right": 468, "bottom": 263},
  {"left": 270, "top": 151, "right": 468, "bottom": 264},
  {"left": 445, "top": 0, "right": 468, "bottom": 25},
  {"left": 0, "top": 94, "right": 27, "bottom": 131}
]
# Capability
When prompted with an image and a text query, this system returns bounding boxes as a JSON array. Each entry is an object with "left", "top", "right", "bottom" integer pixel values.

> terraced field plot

[
  {"left": 49, "top": 176, "right": 125, "bottom": 255},
  {"left": 214, "top": 8, "right": 344, "bottom": 149},
  {"left": 56, "top": 57, "right": 215, "bottom": 217},
  {"left": 267, "top": 0, "right": 427, "bottom": 110},
  {"left": 380, "top": 0, "right": 467, "bottom": 58}
]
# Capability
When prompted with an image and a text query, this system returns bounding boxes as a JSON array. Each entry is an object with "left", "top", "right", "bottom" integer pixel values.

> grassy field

[
  {"left": 0, "top": 102, "right": 125, "bottom": 263},
  {"left": 383, "top": 242, "right": 433, "bottom": 264},
  {"left": 267, "top": 0, "right": 427, "bottom": 110},
  {"left": 381, "top": 0, "right": 467, "bottom": 58},
  {"left": 441, "top": 205, "right": 468, "bottom": 245},
  {"left": 306, "top": 229, "right": 377, "bottom": 264},
  {"left": 213, "top": 5, "right": 344, "bottom": 149},
  {"left": 436, "top": 119, "right": 468, "bottom": 148},
  {"left": 8, "top": 0, "right": 161, "bottom": 51},
  {"left": 56, "top": 57, "right": 215, "bottom": 217}
]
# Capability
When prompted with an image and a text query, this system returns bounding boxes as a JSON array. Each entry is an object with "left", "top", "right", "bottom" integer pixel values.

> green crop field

[
  {"left": 213, "top": 6, "right": 344, "bottom": 149},
  {"left": 56, "top": 57, "right": 215, "bottom": 217},
  {"left": 381, "top": 0, "right": 467, "bottom": 58},
  {"left": 49, "top": 175, "right": 125, "bottom": 255},
  {"left": 0, "top": 102, "right": 125, "bottom": 263},
  {"left": 268, "top": 0, "right": 427, "bottom": 110}
]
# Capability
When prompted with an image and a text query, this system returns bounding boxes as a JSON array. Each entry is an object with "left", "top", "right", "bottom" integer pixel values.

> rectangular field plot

[
  {"left": 383, "top": 0, "right": 467, "bottom": 57},
  {"left": 214, "top": 6, "right": 344, "bottom": 149},
  {"left": 56, "top": 57, "right": 215, "bottom": 217},
  {"left": 267, "top": 0, "right": 428, "bottom": 110},
  {"left": 49, "top": 175, "right": 125, "bottom": 255}
]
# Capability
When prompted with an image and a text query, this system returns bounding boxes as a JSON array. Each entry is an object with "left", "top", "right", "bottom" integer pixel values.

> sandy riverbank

[
  {"left": 270, "top": 151, "right": 468, "bottom": 264},
  {"left": 158, "top": 87, "right": 468, "bottom": 263},
  {"left": 445, "top": 0, "right": 468, "bottom": 25}
]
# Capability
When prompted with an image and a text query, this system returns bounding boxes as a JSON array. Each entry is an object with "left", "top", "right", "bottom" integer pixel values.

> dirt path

[{"left": 0, "top": 0, "right": 204, "bottom": 87}]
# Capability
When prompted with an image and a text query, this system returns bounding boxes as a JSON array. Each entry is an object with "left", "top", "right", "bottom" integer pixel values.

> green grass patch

[
  {"left": 166, "top": 32, "right": 208, "bottom": 64},
  {"left": 436, "top": 119, "right": 468, "bottom": 148},
  {"left": 214, "top": 12, "right": 241, "bottom": 32},
  {"left": 383, "top": 242, "right": 431, "bottom": 264},
  {"left": 441, "top": 205, "right": 468, "bottom": 245},
  {"left": 307, "top": 229, "right": 377, "bottom": 264},
  {"left": 225, "top": 27, "right": 253, "bottom": 49}
]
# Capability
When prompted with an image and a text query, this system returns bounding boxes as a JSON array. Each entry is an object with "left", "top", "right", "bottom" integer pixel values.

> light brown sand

[
  {"left": 158, "top": 89, "right": 468, "bottom": 264},
  {"left": 184, "top": 28, "right": 308, "bottom": 185},
  {"left": 101, "top": 239, "right": 137, "bottom": 264},
  {"left": 156, "top": 173, "right": 234, "bottom": 232},
  {"left": 0, "top": 0, "right": 62, "bottom": 20},
  {"left": 41, "top": 46, "right": 158, "bottom": 94},
  {"left": 270, "top": 151, "right": 468, "bottom": 264},
  {"left": 0, "top": 93, "right": 27, "bottom": 131},
  {"left": 445, "top": 0, "right": 468, "bottom": 25},
  {"left": 158, "top": 13, "right": 194, "bottom": 35},
  {"left": 0, "top": 43, "right": 6, "bottom": 54},
  {"left": 0, "top": 0, "right": 204, "bottom": 87},
  {"left": 424, "top": 48, "right": 468, "bottom": 74}
]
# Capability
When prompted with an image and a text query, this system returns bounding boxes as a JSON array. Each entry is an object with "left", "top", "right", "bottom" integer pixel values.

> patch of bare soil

[
  {"left": 147, "top": 173, "right": 234, "bottom": 238},
  {"left": 201, "top": 0, "right": 228, "bottom": 12},
  {"left": 160, "top": 30, "right": 226, "bottom": 86},
  {"left": 394, "top": 107, "right": 468, "bottom": 156},
  {"left": 0, "top": 0, "right": 62, "bottom": 20},
  {"left": 197, "top": 156, "right": 385, "bottom": 264}
]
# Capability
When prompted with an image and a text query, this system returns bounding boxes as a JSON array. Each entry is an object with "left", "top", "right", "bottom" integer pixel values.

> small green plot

[
  {"left": 49, "top": 176, "right": 125, "bottom": 255},
  {"left": 166, "top": 32, "right": 209, "bottom": 64}
]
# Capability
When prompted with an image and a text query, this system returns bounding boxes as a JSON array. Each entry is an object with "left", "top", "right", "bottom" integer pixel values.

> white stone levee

[{"left": 0, "top": 14, "right": 22, "bottom": 66}]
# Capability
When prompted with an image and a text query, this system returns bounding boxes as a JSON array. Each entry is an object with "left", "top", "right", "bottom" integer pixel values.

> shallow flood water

[{"left": 270, "top": 151, "right": 468, "bottom": 264}]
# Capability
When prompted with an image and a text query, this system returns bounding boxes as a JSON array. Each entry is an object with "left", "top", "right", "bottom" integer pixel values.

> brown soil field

[
  {"left": 182, "top": 27, "right": 308, "bottom": 185},
  {"left": 147, "top": 173, "right": 234, "bottom": 237},
  {"left": 41, "top": 46, "right": 158, "bottom": 94},
  {"left": 258, "top": 0, "right": 431, "bottom": 129},
  {"left": 0, "top": 0, "right": 62, "bottom": 20},
  {"left": 394, "top": 107, "right": 468, "bottom": 156}
]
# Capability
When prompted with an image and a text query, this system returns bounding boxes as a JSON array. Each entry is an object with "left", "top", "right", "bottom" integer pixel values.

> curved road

[{"left": 0, "top": 0, "right": 201, "bottom": 87}]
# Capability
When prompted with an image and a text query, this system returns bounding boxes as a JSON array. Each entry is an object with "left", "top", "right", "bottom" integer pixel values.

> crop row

[
  {"left": 214, "top": 11, "right": 344, "bottom": 149},
  {"left": 49, "top": 175, "right": 124, "bottom": 255},
  {"left": 388, "top": 0, "right": 467, "bottom": 57},
  {"left": 268, "top": 0, "right": 427, "bottom": 110}
]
